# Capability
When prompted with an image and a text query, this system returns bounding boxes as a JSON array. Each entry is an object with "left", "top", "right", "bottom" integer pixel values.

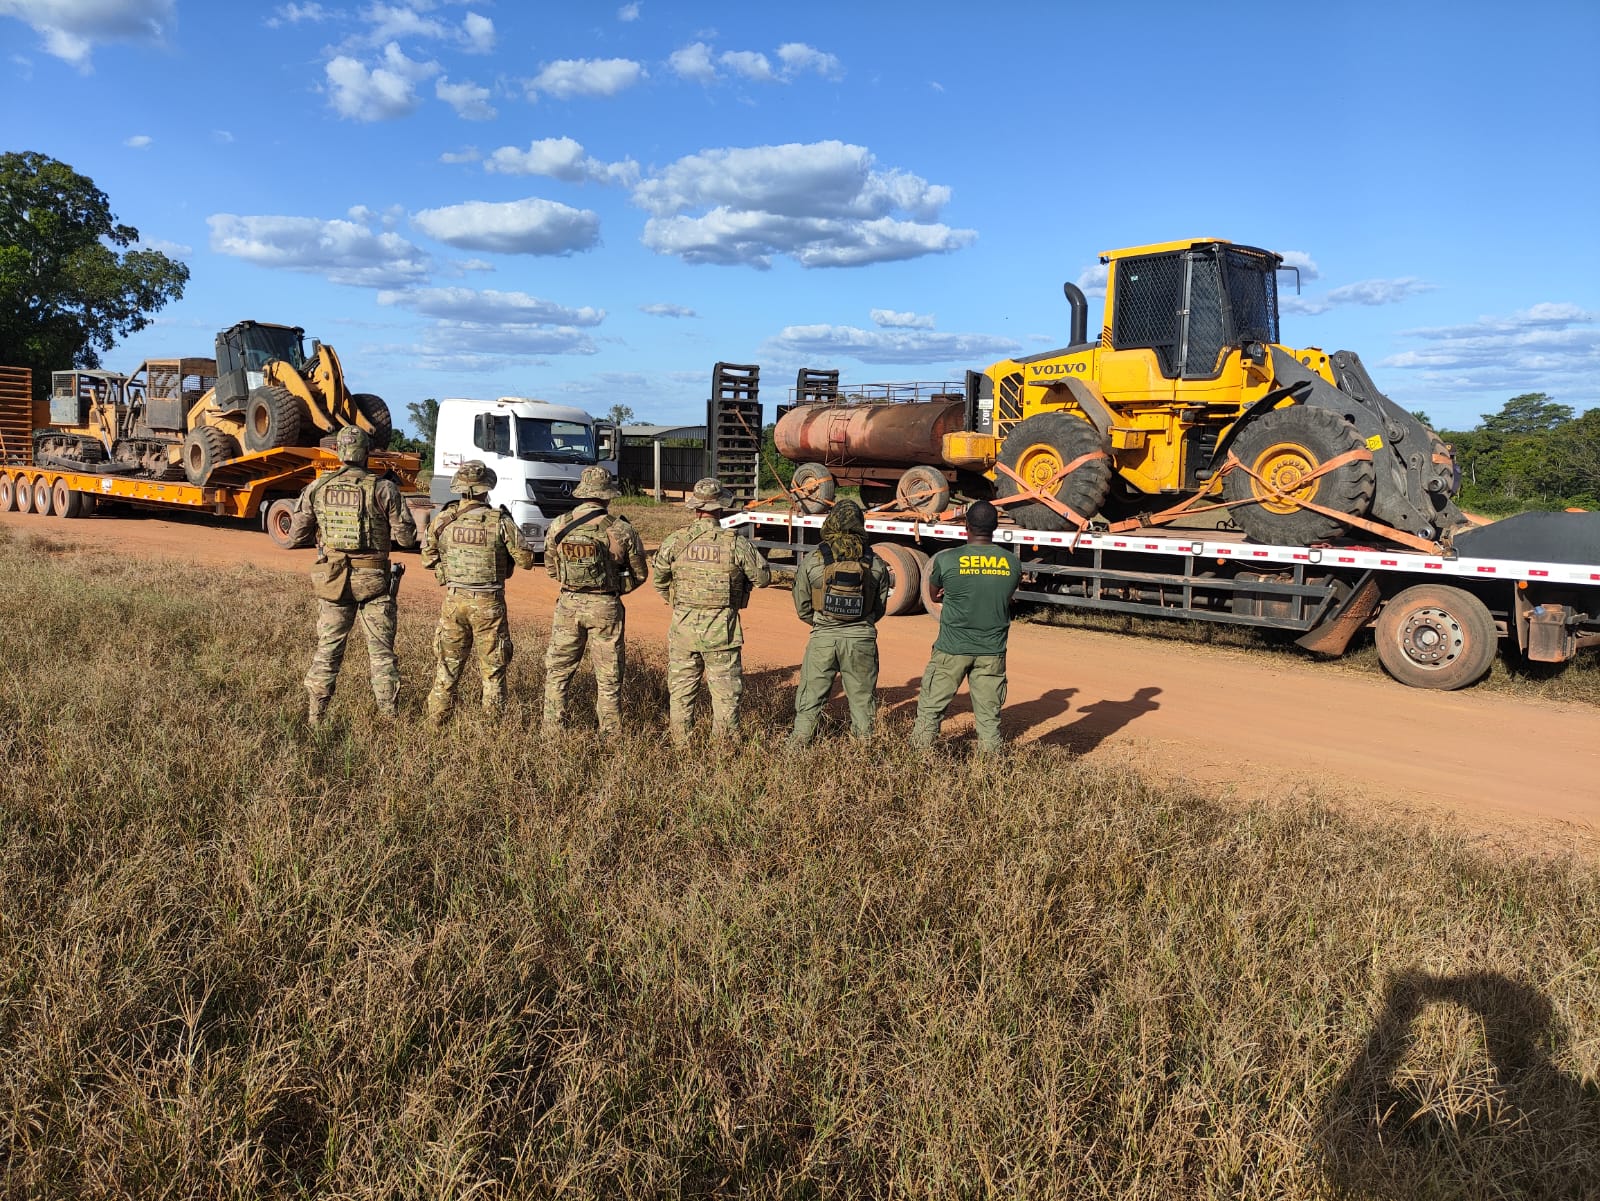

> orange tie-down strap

[
  {"left": 1105, "top": 448, "right": 1445, "bottom": 555},
  {"left": 991, "top": 451, "right": 1109, "bottom": 545}
]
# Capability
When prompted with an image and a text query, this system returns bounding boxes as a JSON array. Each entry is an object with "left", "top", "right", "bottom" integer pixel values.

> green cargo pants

[
  {"left": 789, "top": 625, "right": 880, "bottom": 745},
  {"left": 911, "top": 649, "right": 1008, "bottom": 752}
]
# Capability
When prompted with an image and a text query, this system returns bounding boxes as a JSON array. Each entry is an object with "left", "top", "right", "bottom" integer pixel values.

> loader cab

[
  {"left": 1105, "top": 239, "right": 1281, "bottom": 381},
  {"left": 213, "top": 321, "right": 309, "bottom": 410}
]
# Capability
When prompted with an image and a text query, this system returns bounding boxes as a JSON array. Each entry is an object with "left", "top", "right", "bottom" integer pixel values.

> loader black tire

[
  {"left": 1374, "top": 584, "right": 1497, "bottom": 690},
  {"left": 244, "top": 386, "right": 307, "bottom": 452},
  {"left": 1223, "top": 406, "right": 1375, "bottom": 545},
  {"left": 995, "top": 411, "right": 1112, "bottom": 532},
  {"left": 183, "top": 426, "right": 241, "bottom": 486},
  {"left": 351, "top": 393, "right": 393, "bottom": 450}
]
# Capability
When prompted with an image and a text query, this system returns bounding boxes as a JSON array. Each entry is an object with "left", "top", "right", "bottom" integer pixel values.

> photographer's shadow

[{"left": 1317, "top": 969, "right": 1600, "bottom": 1198}]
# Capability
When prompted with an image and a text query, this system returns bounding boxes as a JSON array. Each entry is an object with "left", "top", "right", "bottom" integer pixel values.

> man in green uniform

[
  {"left": 287, "top": 425, "right": 418, "bottom": 725},
  {"left": 911, "top": 499, "right": 1022, "bottom": 752},
  {"left": 652, "top": 477, "right": 771, "bottom": 745},
  {"left": 787, "top": 499, "right": 890, "bottom": 746},
  {"left": 420, "top": 460, "right": 534, "bottom": 726},
  {"left": 542, "top": 465, "right": 649, "bottom": 736}
]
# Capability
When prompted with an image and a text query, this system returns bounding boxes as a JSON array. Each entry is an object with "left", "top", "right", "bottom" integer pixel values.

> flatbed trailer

[
  {"left": 726, "top": 507, "right": 1600, "bottom": 690},
  {"left": 0, "top": 447, "right": 428, "bottom": 547}
]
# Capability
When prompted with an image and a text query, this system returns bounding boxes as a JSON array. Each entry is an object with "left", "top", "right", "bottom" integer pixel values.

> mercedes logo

[{"left": 558, "top": 481, "right": 572, "bottom": 495}]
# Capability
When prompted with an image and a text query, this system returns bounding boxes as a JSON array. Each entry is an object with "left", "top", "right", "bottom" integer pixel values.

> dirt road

[{"left": 6, "top": 508, "right": 1596, "bottom": 847}]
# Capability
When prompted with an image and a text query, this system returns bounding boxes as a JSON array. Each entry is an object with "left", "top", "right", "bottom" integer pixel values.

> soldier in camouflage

[
  {"left": 542, "top": 465, "right": 648, "bottom": 736},
  {"left": 287, "top": 425, "right": 418, "bottom": 725},
  {"left": 420, "top": 460, "right": 534, "bottom": 725},
  {"left": 788, "top": 499, "right": 891, "bottom": 746},
  {"left": 652, "top": 477, "right": 770, "bottom": 744}
]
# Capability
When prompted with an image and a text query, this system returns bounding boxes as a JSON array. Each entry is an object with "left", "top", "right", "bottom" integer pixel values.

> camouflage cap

[
  {"left": 683, "top": 476, "right": 732, "bottom": 511},
  {"left": 334, "top": 424, "right": 371, "bottom": 464},
  {"left": 450, "top": 459, "right": 497, "bottom": 494},
  {"left": 573, "top": 465, "right": 620, "bottom": 500}
]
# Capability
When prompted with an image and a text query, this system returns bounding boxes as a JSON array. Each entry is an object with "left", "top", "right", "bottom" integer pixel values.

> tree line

[{"left": 1433, "top": 393, "right": 1600, "bottom": 515}]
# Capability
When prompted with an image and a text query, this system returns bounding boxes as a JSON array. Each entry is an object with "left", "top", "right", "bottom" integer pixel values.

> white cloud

[
  {"left": 266, "top": 2, "right": 327, "bottom": 27},
  {"left": 767, "top": 323, "right": 1021, "bottom": 366},
  {"left": 212, "top": 129, "right": 234, "bottom": 143},
  {"left": 719, "top": 49, "right": 773, "bottom": 81},
  {"left": 439, "top": 146, "right": 481, "bottom": 164},
  {"left": 618, "top": 2, "right": 640, "bottom": 20},
  {"left": 411, "top": 197, "right": 600, "bottom": 255},
  {"left": 326, "top": 42, "right": 439, "bottom": 121},
  {"left": 776, "top": 42, "right": 841, "bottom": 80},
  {"left": 525, "top": 57, "right": 644, "bottom": 99},
  {"left": 485, "top": 137, "right": 638, "bottom": 186},
  {"left": 871, "top": 309, "right": 933, "bottom": 329},
  {"left": 138, "top": 238, "right": 191, "bottom": 258},
  {"left": 378, "top": 286, "right": 604, "bottom": 327},
  {"left": 461, "top": 11, "right": 493, "bottom": 53},
  {"left": 1075, "top": 263, "right": 1108, "bottom": 298},
  {"left": 358, "top": 2, "right": 446, "bottom": 44},
  {"left": 1283, "top": 277, "right": 1434, "bottom": 316},
  {"left": 123, "top": 134, "right": 152, "bottom": 149},
  {"left": 1, "top": 0, "right": 173, "bottom": 68},
  {"left": 1378, "top": 303, "right": 1600, "bottom": 413},
  {"left": 641, "top": 303, "right": 697, "bottom": 318},
  {"left": 668, "top": 41, "right": 715, "bottom": 82},
  {"left": 1276, "top": 249, "right": 1320, "bottom": 283},
  {"left": 633, "top": 141, "right": 973, "bottom": 269},
  {"left": 207, "top": 212, "right": 432, "bottom": 287},
  {"left": 436, "top": 76, "right": 495, "bottom": 120}
]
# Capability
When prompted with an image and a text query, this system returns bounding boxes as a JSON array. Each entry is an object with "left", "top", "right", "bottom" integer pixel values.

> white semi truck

[{"left": 429, "top": 396, "right": 617, "bottom": 552}]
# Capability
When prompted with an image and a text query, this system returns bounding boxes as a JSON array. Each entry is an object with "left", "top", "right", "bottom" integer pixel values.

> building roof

[{"left": 621, "top": 423, "right": 707, "bottom": 441}]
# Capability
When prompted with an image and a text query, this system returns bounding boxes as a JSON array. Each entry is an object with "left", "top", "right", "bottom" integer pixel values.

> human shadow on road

[
  {"left": 1316, "top": 969, "right": 1600, "bottom": 1199},
  {"left": 1030, "top": 686, "right": 1161, "bottom": 753}
]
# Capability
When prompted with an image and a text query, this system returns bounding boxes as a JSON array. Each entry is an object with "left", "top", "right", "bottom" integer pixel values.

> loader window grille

[
  {"left": 1111, "top": 252, "right": 1183, "bottom": 376},
  {"left": 997, "top": 372, "right": 1025, "bottom": 424},
  {"left": 1181, "top": 254, "right": 1228, "bottom": 378},
  {"left": 1221, "top": 248, "right": 1278, "bottom": 345}
]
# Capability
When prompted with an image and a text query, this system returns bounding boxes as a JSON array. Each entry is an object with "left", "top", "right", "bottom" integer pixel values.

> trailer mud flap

[{"left": 1296, "top": 573, "right": 1381, "bottom": 656}]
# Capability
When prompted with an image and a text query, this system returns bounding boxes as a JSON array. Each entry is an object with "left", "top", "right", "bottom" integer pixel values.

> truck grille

[{"left": 527, "top": 479, "right": 580, "bottom": 516}]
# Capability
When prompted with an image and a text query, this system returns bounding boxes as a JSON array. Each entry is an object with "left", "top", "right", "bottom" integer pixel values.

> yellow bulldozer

[
  {"left": 33, "top": 320, "right": 393, "bottom": 486},
  {"left": 952, "top": 237, "right": 1464, "bottom": 545}
]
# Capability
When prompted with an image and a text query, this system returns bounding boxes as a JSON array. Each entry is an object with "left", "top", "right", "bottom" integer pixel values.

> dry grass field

[{"left": 1, "top": 524, "right": 1596, "bottom": 1198}]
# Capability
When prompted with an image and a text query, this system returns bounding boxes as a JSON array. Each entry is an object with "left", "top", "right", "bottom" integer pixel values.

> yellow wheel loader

[{"left": 949, "top": 237, "right": 1464, "bottom": 544}]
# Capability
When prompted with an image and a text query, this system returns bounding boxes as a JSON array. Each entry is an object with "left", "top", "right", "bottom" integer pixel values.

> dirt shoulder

[{"left": 6, "top": 507, "right": 1596, "bottom": 852}]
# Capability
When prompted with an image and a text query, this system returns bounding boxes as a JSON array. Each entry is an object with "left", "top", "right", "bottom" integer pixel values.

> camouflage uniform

[
  {"left": 788, "top": 501, "right": 891, "bottom": 746},
  {"left": 287, "top": 426, "right": 417, "bottom": 723},
  {"left": 652, "top": 478, "right": 770, "bottom": 744},
  {"left": 420, "top": 461, "right": 534, "bottom": 724},
  {"left": 543, "top": 467, "right": 649, "bottom": 736}
]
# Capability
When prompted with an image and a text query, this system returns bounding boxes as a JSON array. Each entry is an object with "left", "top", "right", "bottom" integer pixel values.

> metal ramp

[
  {"left": 706, "top": 362, "right": 762, "bottom": 504},
  {"left": 0, "top": 367, "right": 34, "bottom": 467}
]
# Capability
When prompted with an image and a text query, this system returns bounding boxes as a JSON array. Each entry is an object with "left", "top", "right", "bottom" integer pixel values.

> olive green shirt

[{"left": 927, "top": 542, "right": 1021, "bottom": 656}]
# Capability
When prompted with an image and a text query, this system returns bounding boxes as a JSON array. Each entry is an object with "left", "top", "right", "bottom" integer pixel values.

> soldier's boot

[{"left": 307, "top": 691, "right": 330, "bottom": 727}]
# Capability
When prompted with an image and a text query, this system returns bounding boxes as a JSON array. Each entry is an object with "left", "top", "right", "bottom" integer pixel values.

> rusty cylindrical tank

[{"left": 774, "top": 398, "right": 968, "bottom": 468}]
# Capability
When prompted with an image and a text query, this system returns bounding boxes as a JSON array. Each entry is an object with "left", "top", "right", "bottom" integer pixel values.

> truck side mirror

[{"left": 596, "top": 421, "right": 617, "bottom": 463}]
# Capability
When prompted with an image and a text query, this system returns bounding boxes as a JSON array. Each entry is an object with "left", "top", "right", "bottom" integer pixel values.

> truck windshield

[{"left": 515, "top": 417, "right": 596, "bottom": 463}]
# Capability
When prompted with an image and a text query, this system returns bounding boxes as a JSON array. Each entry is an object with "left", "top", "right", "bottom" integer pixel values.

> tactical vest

[
  {"left": 552, "top": 511, "right": 620, "bottom": 593},
  {"left": 312, "top": 469, "right": 378, "bottom": 552},
  {"left": 670, "top": 526, "right": 738, "bottom": 608},
  {"left": 810, "top": 544, "right": 873, "bottom": 622},
  {"left": 440, "top": 503, "right": 507, "bottom": 587}
]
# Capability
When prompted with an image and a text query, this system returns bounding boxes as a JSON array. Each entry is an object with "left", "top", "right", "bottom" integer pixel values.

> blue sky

[{"left": 3, "top": 0, "right": 1598, "bottom": 436}]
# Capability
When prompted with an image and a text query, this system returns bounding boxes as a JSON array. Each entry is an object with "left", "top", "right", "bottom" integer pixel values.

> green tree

[
  {"left": 606, "top": 403, "right": 635, "bottom": 427},
  {"left": 0, "top": 151, "right": 188, "bottom": 398},
  {"left": 405, "top": 397, "right": 439, "bottom": 465},
  {"left": 1480, "top": 392, "right": 1572, "bottom": 436}
]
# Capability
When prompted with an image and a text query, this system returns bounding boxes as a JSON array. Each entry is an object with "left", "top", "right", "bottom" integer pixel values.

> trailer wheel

[
  {"left": 183, "top": 426, "right": 241, "bottom": 486},
  {"left": 0, "top": 473, "right": 14, "bottom": 512},
  {"left": 351, "top": 393, "right": 393, "bottom": 450},
  {"left": 872, "top": 542, "right": 924, "bottom": 616},
  {"left": 995, "top": 411, "right": 1112, "bottom": 532},
  {"left": 905, "top": 546, "right": 939, "bottom": 618},
  {"left": 32, "top": 476, "right": 53, "bottom": 516},
  {"left": 1223, "top": 406, "right": 1376, "bottom": 545},
  {"left": 265, "top": 497, "right": 299, "bottom": 548},
  {"left": 860, "top": 483, "right": 896, "bottom": 509},
  {"left": 13, "top": 474, "right": 32, "bottom": 514},
  {"left": 1375, "top": 584, "right": 1497, "bottom": 690},
  {"left": 896, "top": 466, "right": 950, "bottom": 519},
  {"left": 244, "top": 386, "right": 307, "bottom": 452},
  {"left": 791, "top": 463, "right": 836, "bottom": 514},
  {"left": 52, "top": 477, "right": 84, "bottom": 519}
]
